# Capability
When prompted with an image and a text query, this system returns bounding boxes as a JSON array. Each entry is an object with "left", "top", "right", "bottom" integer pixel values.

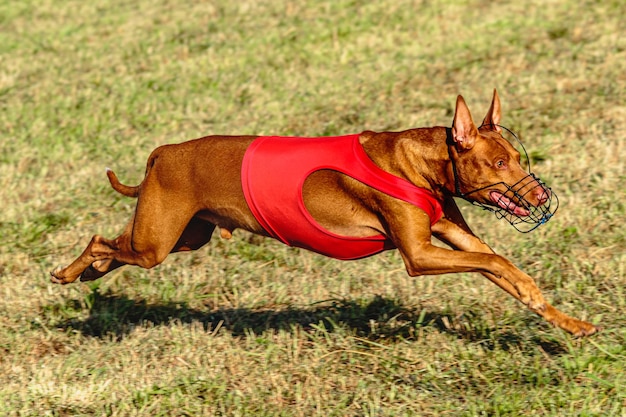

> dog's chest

[{"left": 241, "top": 134, "right": 442, "bottom": 260}]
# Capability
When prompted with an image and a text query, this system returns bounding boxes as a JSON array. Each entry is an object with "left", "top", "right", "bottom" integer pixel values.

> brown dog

[{"left": 51, "top": 90, "right": 598, "bottom": 337}]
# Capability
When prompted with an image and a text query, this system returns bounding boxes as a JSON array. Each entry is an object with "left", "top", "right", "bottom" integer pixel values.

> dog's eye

[{"left": 496, "top": 160, "right": 506, "bottom": 168}]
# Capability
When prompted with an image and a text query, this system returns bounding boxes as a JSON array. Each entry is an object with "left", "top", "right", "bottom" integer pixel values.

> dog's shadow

[{"left": 56, "top": 289, "right": 567, "bottom": 355}]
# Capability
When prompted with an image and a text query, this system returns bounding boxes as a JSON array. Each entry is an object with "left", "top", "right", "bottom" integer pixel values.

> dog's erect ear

[
  {"left": 481, "top": 88, "right": 502, "bottom": 133},
  {"left": 452, "top": 95, "right": 478, "bottom": 151}
]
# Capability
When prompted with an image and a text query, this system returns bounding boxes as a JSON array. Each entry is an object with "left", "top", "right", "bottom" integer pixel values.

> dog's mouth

[
  {"left": 489, "top": 190, "right": 530, "bottom": 217},
  {"left": 456, "top": 173, "right": 559, "bottom": 232}
]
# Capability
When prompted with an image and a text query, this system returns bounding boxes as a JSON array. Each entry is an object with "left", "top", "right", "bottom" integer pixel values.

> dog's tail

[{"left": 106, "top": 168, "right": 140, "bottom": 198}]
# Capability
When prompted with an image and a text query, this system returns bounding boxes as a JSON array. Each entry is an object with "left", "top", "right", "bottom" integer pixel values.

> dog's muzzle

[{"left": 461, "top": 173, "right": 559, "bottom": 233}]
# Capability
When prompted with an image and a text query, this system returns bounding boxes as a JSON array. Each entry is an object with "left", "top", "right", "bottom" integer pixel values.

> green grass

[{"left": 1, "top": 0, "right": 625, "bottom": 415}]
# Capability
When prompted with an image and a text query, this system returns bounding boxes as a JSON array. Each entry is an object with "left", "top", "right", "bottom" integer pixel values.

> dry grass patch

[{"left": 1, "top": 0, "right": 625, "bottom": 415}]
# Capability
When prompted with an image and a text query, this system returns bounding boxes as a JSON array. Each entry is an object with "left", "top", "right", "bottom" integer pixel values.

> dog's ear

[
  {"left": 481, "top": 88, "right": 502, "bottom": 133},
  {"left": 452, "top": 95, "right": 478, "bottom": 151}
]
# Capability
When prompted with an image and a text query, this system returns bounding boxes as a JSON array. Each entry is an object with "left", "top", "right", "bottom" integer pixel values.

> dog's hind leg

[
  {"left": 51, "top": 164, "right": 208, "bottom": 284},
  {"left": 74, "top": 216, "right": 217, "bottom": 282}
]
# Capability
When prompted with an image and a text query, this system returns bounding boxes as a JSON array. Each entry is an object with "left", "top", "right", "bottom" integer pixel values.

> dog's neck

[{"left": 360, "top": 127, "right": 456, "bottom": 200}]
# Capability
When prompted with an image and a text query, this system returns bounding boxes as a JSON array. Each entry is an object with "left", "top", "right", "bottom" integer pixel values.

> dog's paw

[
  {"left": 568, "top": 319, "right": 600, "bottom": 338},
  {"left": 50, "top": 265, "right": 81, "bottom": 285},
  {"left": 545, "top": 307, "right": 600, "bottom": 337},
  {"left": 49, "top": 266, "right": 68, "bottom": 284}
]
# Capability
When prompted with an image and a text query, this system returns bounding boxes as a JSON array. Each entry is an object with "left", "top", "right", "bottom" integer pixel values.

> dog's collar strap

[{"left": 446, "top": 128, "right": 465, "bottom": 198}]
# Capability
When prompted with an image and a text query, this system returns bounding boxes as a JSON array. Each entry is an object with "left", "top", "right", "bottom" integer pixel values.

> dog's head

[{"left": 448, "top": 90, "right": 558, "bottom": 232}]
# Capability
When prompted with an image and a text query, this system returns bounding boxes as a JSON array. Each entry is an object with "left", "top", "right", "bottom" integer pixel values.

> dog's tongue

[{"left": 490, "top": 191, "right": 530, "bottom": 217}]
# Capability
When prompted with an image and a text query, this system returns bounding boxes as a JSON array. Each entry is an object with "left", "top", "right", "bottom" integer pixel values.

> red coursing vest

[{"left": 241, "top": 134, "right": 443, "bottom": 260}]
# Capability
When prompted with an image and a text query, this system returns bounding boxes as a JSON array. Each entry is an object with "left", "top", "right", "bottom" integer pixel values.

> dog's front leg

[{"left": 388, "top": 204, "right": 598, "bottom": 336}]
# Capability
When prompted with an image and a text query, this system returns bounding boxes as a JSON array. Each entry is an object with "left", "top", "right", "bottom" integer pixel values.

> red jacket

[{"left": 241, "top": 134, "right": 443, "bottom": 260}]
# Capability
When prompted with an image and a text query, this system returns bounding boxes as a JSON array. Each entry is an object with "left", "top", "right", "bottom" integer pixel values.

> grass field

[{"left": 1, "top": 0, "right": 625, "bottom": 415}]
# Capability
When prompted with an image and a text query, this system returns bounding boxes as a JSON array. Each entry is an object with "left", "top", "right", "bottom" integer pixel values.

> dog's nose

[{"left": 535, "top": 186, "right": 550, "bottom": 205}]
